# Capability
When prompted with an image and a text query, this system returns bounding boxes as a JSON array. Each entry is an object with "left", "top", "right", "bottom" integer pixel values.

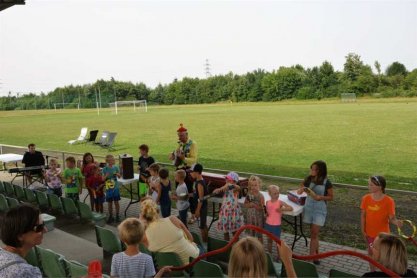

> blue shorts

[
  {"left": 106, "top": 189, "right": 121, "bottom": 202},
  {"left": 303, "top": 208, "right": 326, "bottom": 226},
  {"left": 264, "top": 223, "right": 281, "bottom": 238}
]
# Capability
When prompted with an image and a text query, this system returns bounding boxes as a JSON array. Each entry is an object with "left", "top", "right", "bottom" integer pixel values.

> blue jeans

[{"left": 179, "top": 208, "right": 188, "bottom": 227}]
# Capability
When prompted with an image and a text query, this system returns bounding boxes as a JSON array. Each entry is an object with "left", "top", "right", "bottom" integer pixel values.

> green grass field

[{"left": 0, "top": 98, "right": 416, "bottom": 190}]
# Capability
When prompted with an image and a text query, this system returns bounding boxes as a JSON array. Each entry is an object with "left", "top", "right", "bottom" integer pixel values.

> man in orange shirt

[{"left": 360, "top": 175, "right": 402, "bottom": 271}]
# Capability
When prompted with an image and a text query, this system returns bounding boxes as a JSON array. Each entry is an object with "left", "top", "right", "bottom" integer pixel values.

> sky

[{"left": 0, "top": 0, "right": 416, "bottom": 95}]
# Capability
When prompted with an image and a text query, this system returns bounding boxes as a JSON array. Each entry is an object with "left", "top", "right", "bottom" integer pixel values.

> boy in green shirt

[{"left": 63, "top": 156, "right": 83, "bottom": 201}]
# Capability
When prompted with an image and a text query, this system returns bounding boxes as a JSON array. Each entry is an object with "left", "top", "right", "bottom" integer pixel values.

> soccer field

[{"left": 0, "top": 98, "right": 416, "bottom": 189}]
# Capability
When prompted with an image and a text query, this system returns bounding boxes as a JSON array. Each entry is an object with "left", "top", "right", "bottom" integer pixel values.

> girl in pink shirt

[{"left": 265, "top": 185, "right": 293, "bottom": 254}]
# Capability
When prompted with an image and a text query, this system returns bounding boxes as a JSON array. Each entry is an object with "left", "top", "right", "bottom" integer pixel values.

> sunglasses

[
  {"left": 372, "top": 176, "right": 381, "bottom": 186},
  {"left": 33, "top": 223, "right": 45, "bottom": 233}
]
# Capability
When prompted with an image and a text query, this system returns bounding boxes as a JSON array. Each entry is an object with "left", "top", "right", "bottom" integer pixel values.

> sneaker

[
  {"left": 107, "top": 216, "right": 114, "bottom": 224},
  {"left": 115, "top": 215, "right": 121, "bottom": 222}
]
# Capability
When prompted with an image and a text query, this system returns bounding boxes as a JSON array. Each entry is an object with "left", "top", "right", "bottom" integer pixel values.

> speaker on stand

[{"left": 119, "top": 154, "right": 134, "bottom": 179}]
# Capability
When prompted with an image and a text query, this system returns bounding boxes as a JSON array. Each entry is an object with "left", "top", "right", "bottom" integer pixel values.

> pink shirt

[
  {"left": 266, "top": 199, "right": 282, "bottom": 226},
  {"left": 45, "top": 168, "right": 62, "bottom": 189}
]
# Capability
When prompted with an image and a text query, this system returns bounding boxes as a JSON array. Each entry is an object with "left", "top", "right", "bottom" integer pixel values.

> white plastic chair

[{"left": 68, "top": 127, "right": 88, "bottom": 144}]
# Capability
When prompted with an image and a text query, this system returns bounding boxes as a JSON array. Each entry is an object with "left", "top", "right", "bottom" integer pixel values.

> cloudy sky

[{"left": 0, "top": 0, "right": 416, "bottom": 95}]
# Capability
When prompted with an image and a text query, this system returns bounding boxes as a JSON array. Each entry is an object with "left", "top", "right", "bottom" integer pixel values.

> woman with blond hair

[
  {"left": 362, "top": 233, "right": 416, "bottom": 277},
  {"left": 139, "top": 199, "right": 200, "bottom": 265},
  {"left": 228, "top": 236, "right": 296, "bottom": 278}
]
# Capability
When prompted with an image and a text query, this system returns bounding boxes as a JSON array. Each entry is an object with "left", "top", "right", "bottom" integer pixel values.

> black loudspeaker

[{"left": 120, "top": 154, "right": 134, "bottom": 179}]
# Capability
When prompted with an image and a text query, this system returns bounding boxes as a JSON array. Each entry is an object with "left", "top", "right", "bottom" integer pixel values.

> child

[
  {"left": 157, "top": 168, "right": 171, "bottom": 218},
  {"left": 172, "top": 169, "right": 189, "bottom": 226},
  {"left": 297, "top": 160, "right": 333, "bottom": 265},
  {"left": 265, "top": 185, "right": 293, "bottom": 254},
  {"left": 86, "top": 166, "right": 105, "bottom": 213},
  {"left": 102, "top": 154, "right": 121, "bottom": 223},
  {"left": 146, "top": 163, "right": 160, "bottom": 203},
  {"left": 243, "top": 175, "right": 265, "bottom": 242},
  {"left": 81, "top": 152, "right": 98, "bottom": 210},
  {"left": 213, "top": 172, "right": 243, "bottom": 241},
  {"left": 138, "top": 144, "right": 155, "bottom": 198},
  {"left": 63, "top": 156, "right": 83, "bottom": 201},
  {"left": 190, "top": 163, "right": 209, "bottom": 242},
  {"left": 44, "top": 158, "right": 63, "bottom": 197},
  {"left": 360, "top": 175, "right": 402, "bottom": 271},
  {"left": 110, "top": 218, "right": 156, "bottom": 277}
]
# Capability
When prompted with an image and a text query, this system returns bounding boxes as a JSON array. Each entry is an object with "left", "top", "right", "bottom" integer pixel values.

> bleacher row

[{"left": 0, "top": 180, "right": 358, "bottom": 277}]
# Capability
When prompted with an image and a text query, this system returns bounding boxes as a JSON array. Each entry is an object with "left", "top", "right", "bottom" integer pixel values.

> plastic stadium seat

[
  {"left": 25, "top": 247, "right": 40, "bottom": 268},
  {"left": 4, "top": 182, "right": 15, "bottom": 197},
  {"left": 154, "top": 252, "right": 187, "bottom": 277},
  {"left": 266, "top": 252, "right": 282, "bottom": 277},
  {"left": 193, "top": 260, "right": 226, "bottom": 277},
  {"left": 281, "top": 258, "right": 319, "bottom": 278},
  {"left": 139, "top": 243, "right": 152, "bottom": 256},
  {"left": 34, "top": 190, "right": 49, "bottom": 209},
  {"left": 77, "top": 201, "right": 106, "bottom": 226},
  {"left": 94, "top": 225, "right": 123, "bottom": 254},
  {"left": 207, "top": 236, "right": 230, "bottom": 271},
  {"left": 191, "top": 231, "right": 205, "bottom": 251},
  {"left": 47, "top": 193, "right": 63, "bottom": 213},
  {"left": 0, "top": 181, "right": 5, "bottom": 194},
  {"left": 63, "top": 259, "right": 88, "bottom": 277},
  {"left": 61, "top": 197, "right": 79, "bottom": 216},
  {"left": 0, "top": 194, "right": 9, "bottom": 212},
  {"left": 24, "top": 188, "right": 37, "bottom": 204},
  {"left": 36, "top": 246, "right": 67, "bottom": 278},
  {"left": 6, "top": 197, "right": 19, "bottom": 208},
  {"left": 329, "top": 268, "right": 359, "bottom": 277},
  {"left": 13, "top": 184, "right": 26, "bottom": 201}
]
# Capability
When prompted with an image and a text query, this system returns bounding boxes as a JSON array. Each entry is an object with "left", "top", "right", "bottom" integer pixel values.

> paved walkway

[{"left": 1, "top": 172, "right": 416, "bottom": 276}]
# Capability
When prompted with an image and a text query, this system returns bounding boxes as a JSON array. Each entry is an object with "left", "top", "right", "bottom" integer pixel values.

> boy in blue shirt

[{"left": 102, "top": 154, "right": 121, "bottom": 223}]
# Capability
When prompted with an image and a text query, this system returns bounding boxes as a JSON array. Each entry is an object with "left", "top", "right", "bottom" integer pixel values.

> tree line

[{"left": 1, "top": 53, "right": 416, "bottom": 110}]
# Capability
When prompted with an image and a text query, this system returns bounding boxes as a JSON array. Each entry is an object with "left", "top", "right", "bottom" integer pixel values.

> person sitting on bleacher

[
  {"left": 22, "top": 143, "right": 45, "bottom": 185},
  {"left": 0, "top": 204, "right": 46, "bottom": 278},
  {"left": 43, "top": 158, "right": 63, "bottom": 197}
]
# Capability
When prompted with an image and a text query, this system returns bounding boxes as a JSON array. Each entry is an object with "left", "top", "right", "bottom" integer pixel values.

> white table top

[
  {"left": 0, "top": 153, "right": 23, "bottom": 163},
  {"left": 210, "top": 190, "right": 305, "bottom": 217},
  {"left": 117, "top": 173, "right": 140, "bottom": 185}
]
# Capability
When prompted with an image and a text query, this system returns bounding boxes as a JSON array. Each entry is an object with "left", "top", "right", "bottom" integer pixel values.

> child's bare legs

[
  {"left": 107, "top": 201, "right": 114, "bottom": 223},
  {"left": 98, "top": 203, "right": 103, "bottom": 213},
  {"left": 310, "top": 224, "right": 320, "bottom": 263},
  {"left": 200, "top": 227, "right": 208, "bottom": 243},
  {"left": 224, "top": 233, "right": 230, "bottom": 241},
  {"left": 267, "top": 238, "right": 272, "bottom": 254},
  {"left": 115, "top": 201, "right": 120, "bottom": 222},
  {"left": 94, "top": 202, "right": 99, "bottom": 212}
]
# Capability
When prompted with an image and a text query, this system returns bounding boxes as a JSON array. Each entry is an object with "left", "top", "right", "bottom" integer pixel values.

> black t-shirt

[
  {"left": 362, "top": 269, "right": 417, "bottom": 277},
  {"left": 22, "top": 151, "right": 45, "bottom": 167},
  {"left": 138, "top": 156, "right": 155, "bottom": 182},
  {"left": 303, "top": 176, "right": 333, "bottom": 196},
  {"left": 194, "top": 179, "right": 208, "bottom": 207}
]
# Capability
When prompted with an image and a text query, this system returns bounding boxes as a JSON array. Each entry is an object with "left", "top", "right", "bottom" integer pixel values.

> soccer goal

[
  {"left": 109, "top": 100, "right": 148, "bottom": 115},
  {"left": 53, "top": 102, "right": 80, "bottom": 110},
  {"left": 340, "top": 93, "right": 356, "bottom": 102}
]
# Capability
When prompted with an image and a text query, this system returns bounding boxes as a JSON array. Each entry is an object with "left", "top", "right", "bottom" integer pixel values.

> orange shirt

[{"left": 360, "top": 194, "right": 395, "bottom": 238}]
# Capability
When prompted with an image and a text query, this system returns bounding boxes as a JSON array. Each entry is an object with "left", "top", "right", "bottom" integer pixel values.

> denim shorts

[
  {"left": 303, "top": 208, "right": 326, "bottom": 226},
  {"left": 264, "top": 223, "right": 281, "bottom": 238}
]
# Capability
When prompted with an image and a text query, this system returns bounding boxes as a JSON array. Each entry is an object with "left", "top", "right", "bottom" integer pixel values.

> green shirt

[{"left": 63, "top": 167, "right": 82, "bottom": 193}]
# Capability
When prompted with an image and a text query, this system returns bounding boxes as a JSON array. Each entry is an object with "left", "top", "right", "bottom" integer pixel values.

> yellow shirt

[
  {"left": 145, "top": 218, "right": 199, "bottom": 265},
  {"left": 177, "top": 139, "right": 198, "bottom": 167}
]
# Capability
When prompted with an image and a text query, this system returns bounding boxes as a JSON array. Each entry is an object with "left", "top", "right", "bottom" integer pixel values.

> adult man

[
  {"left": 22, "top": 143, "right": 45, "bottom": 184},
  {"left": 169, "top": 123, "right": 198, "bottom": 223}
]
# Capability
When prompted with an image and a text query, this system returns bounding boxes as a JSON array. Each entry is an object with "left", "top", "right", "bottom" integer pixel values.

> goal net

[
  {"left": 340, "top": 93, "right": 356, "bottom": 102},
  {"left": 53, "top": 103, "right": 80, "bottom": 110},
  {"left": 109, "top": 100, "right": 147, "bottom": 115}
]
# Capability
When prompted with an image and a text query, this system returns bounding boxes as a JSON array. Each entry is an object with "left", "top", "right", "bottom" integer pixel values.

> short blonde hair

[
  {"left": 248, "top": 175, "right": 262, "bottom": 190},
  {"left": 118, "top": 218, "right": 144, "bottom": 245},
  {"left": 140, "top": 199, "right": 160, "bottom": 223},
  {"left": 175, "top": 169, "right": 186, "bottom": 181},
  {"left": 267, "top": 184, "right": 280, "bottom": 195},
  {"left": 148, "top": 163, "right": 160, "bottom": 173},
  {"left": 228, "top": 237, "right": 267, "bottom": 278},
  {"left": 376, "top": 233, "right": 408, "bottom": 275},
  {"left": 105, "top": 154, "right": 114, "bottom": 160}
]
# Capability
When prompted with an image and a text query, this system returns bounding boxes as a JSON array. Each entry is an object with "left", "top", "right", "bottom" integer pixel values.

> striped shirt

[{"left": 111, "top": 252, "right": 155, "bottom": 278}]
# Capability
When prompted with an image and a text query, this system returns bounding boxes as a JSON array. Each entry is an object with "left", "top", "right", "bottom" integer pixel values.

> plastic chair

[
  {"left": 34, "top": 190, "right": 49, "bottom": 209},
  {"left": 100, "top": 132, "right": 117, "bottom": 150},
  {"left": 36, "top": 246, "right": 67, "bottom": 278},
  {"left": 4, "top": 182, "right": 15, "bottom": 197},
  {"left": 68, "top": 127, "right": 88, "bottom": 144},
  {"left": 13, "top": 184, "right": 26, "bottom": 201},
  {"left": 193, "top": 260, "right": 225, "bottom": 277},
  {"left": 281, "top": 258, "right": 319, "bottom": 278},
  {"left": 94, "top": 131, "right": 110, "bottom": 146},
  {"left": 94, "top": 225, "right": 123, "bottom": 254},
  {"left": 266, "top": 252, "right": 282, "bottom": 277},
  {"left": 207, "top": 236, "right": 230, "bottom": 264},
  {"left": 139, "top": 243, "right": 152, "bottom": 256},
  {"left": 25, "top": 247, "right": 40, "bottom": 268},
  {"left": 191, "top": 231, "right": 205, "bottom": 251},
  {"left": 24, "top": 188, "right": 37, "bottom": 203},
  {"left": 63, "top": 259, "right": 88, "bottom": 278},
  {"left": 48, "top": 193, "right": 63, "bottom": 213},
  {"left": 77, "top": 201, "right": 106, "bottom": 226},
  {"left": 87, "top": 130, "right": 99, "bottom": 143},
  {"left": 0, "top": 181, "right": 5, "bottom": 194},
  {"left": 0, "top": 194, "right": 9, "bottom": 212},
  {"left": 154, "top": 252, "right": 187, "bottom": 277},
  {"left": 6, "top": 197, "right": 19, "bottom": 208},
  {"left": 61, "top": 197, "right": 79, "bottom": 216},
  {"left": 329, "top": 268, "right": 359, "bottom": 277}
]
